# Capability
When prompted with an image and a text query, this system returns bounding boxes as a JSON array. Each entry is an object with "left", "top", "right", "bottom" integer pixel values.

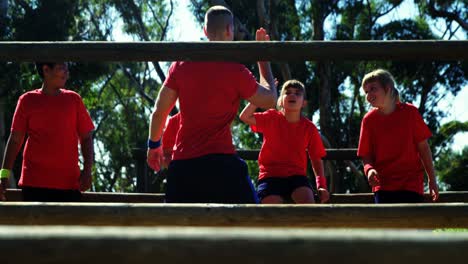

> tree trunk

[
  {"left": 0, "top": 98, "right": 5, "bottom": 165},
  {"left": 312, "top": 1, "right": 340, "bottom": 192}
]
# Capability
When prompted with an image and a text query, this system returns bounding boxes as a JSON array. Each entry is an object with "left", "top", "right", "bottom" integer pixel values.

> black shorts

[
  {"left": 166, "top": 154, "right": 258, "bottom": 203},
  {"left": 257, "top": 175, "right": 313, "bottom": 201},
  {"left": 374, "top": 190, "right": 424, "bottom": 203},
  {"left": 22, "top": 187, "right": 82, "bottom": 202}
]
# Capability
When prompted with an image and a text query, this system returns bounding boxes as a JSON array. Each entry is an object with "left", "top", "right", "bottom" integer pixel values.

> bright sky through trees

[{"left": 117, "top": 0, "right": 467, "bottom": 151}]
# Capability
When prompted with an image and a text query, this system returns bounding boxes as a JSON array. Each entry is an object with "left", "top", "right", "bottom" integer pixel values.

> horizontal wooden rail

[
  {"left": 0, "top": 41, "right": 466, "bottom": 61},
  {"left": 0, "top": 226, "right": 467, "bottom": 264},
  {"left": 0, "top": 203, "right": 466, "bottom": 228},
  {"left": 5, "top": 189, "right": 468, "bottom": 203},
  {"left": 4, "top": 189, "right": 165, "bottom": 203},
  {"left": 237, "top": 148, "right": 358, "bottom": 160}
]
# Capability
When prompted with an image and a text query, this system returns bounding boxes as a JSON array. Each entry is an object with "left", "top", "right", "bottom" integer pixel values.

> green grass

[{"left": 433, "top": 228, "right": 468, "bottom": 233}]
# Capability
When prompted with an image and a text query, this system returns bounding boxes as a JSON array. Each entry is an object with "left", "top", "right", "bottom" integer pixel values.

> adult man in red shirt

[
  {"left": 147, "top": 6, "right": 277, "bottom": 203},
  {"left": 0, "top": 62, "right": 94, "bottom": 202}
]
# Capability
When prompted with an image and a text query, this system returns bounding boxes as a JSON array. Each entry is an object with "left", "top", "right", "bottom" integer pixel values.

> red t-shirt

[
  {"left": 11, "top": 89, "right": 95, "bottom": 190},
  {"left": 253, "top": 109, "right": 326, "bottom": 180},
  {"left": 163, "top": 61, "right": 258, "bottom": 160},
  {"left": 357, "top": 103, "right": 432, "bottom": 194},
  {"left": 162, "top": 112, "right": 180, "bottom": 154}
]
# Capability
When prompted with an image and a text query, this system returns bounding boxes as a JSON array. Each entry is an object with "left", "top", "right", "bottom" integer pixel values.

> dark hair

[{"left": 35, "top": 62, "right": 56, "bottom": 79}]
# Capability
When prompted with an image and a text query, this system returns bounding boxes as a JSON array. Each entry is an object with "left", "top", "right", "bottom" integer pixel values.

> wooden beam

[
  {"left": 5, "top": 189, "right": 468, "bottom": 203},
  {"left": 0, "top": 41, "right": 466, "bottom": 61},
  {"left": 330, "top": 192, "right": 468, "bottom": 203},
  {"left": 0, "top": 226, "right": 467, "bottom": 264},
  {"left": 237, "top": 149, "right": 359, "bottom": 160},
  {"left": 0, "top": 203, "right": 466, "bottom": 228},
  {"left": 5, "top": 189, "right": 165, "bottom": 203}
]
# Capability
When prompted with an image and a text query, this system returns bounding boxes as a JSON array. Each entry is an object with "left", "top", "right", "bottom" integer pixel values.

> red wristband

[
  {"left": 364, "top": 164, "right": 374, "bottom": 177},
  {"left": 315, "top": 175, "right": 327, "bottom": 190}
]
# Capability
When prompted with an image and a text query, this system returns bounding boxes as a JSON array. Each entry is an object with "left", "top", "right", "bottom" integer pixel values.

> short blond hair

[
  {"left": 204, "top": 6, "right": 233, "bottom": 39},
  {"left": 278, "top": 79, "right": 306, "bottom": 109},
  {"left": 362, "top": 69, "right": 400, "bottom": 103}
]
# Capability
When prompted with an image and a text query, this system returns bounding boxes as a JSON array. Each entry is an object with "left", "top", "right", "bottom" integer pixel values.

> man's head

[{"left": 204, "top": 5, "right": 234, "bottom": 41}]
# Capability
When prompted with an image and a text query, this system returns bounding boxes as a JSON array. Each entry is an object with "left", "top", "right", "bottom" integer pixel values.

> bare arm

[
  {"left": 361, "top": 155, "right": 379, "bottom": 188},
  {"left": 80, "top": 131, "right": 94, "bottom": 172},
  {"left": 311, "top": 158, "right": 329, "bottom": 203},
  {"left": 149, "top": 86, "right": 178, "bottom": 141},
  {"left": 1, "top": 131, "right": 25, "bottom": 199},
  {"left": 310, "top": 159, "right": 325, "bottom": 180},
  {"left": 246, "top": 28, "right": 277, "bottom": 109},
  {"left": 239, "top": 103, "right": 258, "bottom": 126},
  {"left": 147, "top": 86, "right": 178, "bottom": 172},
  {"left": 79, "top": 131, "right": 94, "bottom": 191},
  {"left": 1, "top": 131, "right": 25, "bottom": 171},
  {"left": 417, "top": 140, "right": 439, "bottom": 201}
]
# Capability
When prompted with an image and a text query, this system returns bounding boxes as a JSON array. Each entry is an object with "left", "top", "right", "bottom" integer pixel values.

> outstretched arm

[
  {"left": 417, "top": 140, "right": 439, "bottom": 202},
  {"left": 246, "top": 28, "right": 277, "bottom": 109},
  {"left": 1, "top": 131, "right": 25, "bottom": 200}
]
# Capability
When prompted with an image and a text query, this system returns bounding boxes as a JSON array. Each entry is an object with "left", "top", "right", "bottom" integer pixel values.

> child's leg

[
  {"left": 291, "top": 186, "right": 315, "bottom": 203},
  {"left": 261, "top": 195, "right": 284, "bottom": 204},
  {"left": 257, "top": 177, "right": 287, "bottom": 204},
  {"left": 288, "top": 176, "right": 315, "bottom": 204}
]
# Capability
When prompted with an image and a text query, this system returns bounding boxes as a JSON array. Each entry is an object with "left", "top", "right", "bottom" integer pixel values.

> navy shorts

[
  {"left": 257, "top": 175, "right": 313, "bottom": 201},
  {"left": 374, "top": 190, "right": 424, "bottom": 203},
  {"left": 22, "top": 187, "right": 82, "bottom": 202},
  {"left": 165, "top": 154, "right": 258, "bottom": 203}
]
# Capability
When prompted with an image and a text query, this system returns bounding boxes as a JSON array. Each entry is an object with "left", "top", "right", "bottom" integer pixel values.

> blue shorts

[
  {"left": 257, "top": 175, "right": 313, "bottom": 201},
  {"left": 166, "top": 154, "right": 258, "bottom": 203},
  {"left": 374, "top": 190, "right": 424, "bottom": 203}
]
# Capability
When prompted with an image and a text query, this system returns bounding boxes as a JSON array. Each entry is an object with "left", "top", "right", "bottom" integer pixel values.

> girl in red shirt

[
  {"left": 240, "top": 80, "right": 329, "bottom": 204},
  {"left": 358, "top": 69, "right": 439, "bottom": 203}
]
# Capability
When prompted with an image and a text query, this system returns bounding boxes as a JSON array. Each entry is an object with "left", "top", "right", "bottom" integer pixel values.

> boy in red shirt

[
  {"left": 358, "top": 69, "right": 439, "bottom": 203},
  {"left": 0, "top": 62, "right": 94, "bottom": 202},
  {"left": 240, "top": 80, "right": 329, "bottom": 204},
  {"left": 146, "top": 6, "right": 277, "bottom": 203}
]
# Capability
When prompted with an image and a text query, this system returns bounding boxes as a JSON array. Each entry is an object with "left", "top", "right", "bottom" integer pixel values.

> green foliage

[
  {"left": 0, "top": 0, "right": 171, "bottom": 192},
  {"left": 436, "top": 146, "right": 468, "bottom": 191}
]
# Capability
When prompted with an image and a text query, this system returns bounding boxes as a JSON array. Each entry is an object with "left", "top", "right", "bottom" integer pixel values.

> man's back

[{"left": 163, "top": 61, "right": 258, "bottom": 160}]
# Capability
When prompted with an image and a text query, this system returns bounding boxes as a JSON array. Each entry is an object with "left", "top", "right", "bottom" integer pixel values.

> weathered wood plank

[
  {"left": 0, "top": 41, "right": 466, "bottom": 61},
  {"left": 0, "top": 226, "right": 467, "bottom": 264},
  {"left": 5, "top": 189, "right": 468, "bottom": 203},
  {"left": 4, "top": 189, "right": 165, "bottom": 203},
  {"left": 0, "top": 203, "right": 466, "bottom": 228},
  {"left": 237, "top": 148, "right": 358, "bottom": 160}
]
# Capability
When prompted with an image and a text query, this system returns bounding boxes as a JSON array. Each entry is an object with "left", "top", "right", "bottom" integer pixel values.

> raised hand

[{"left": 256, "top": 27, "right": 270, "bottom": 41}]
